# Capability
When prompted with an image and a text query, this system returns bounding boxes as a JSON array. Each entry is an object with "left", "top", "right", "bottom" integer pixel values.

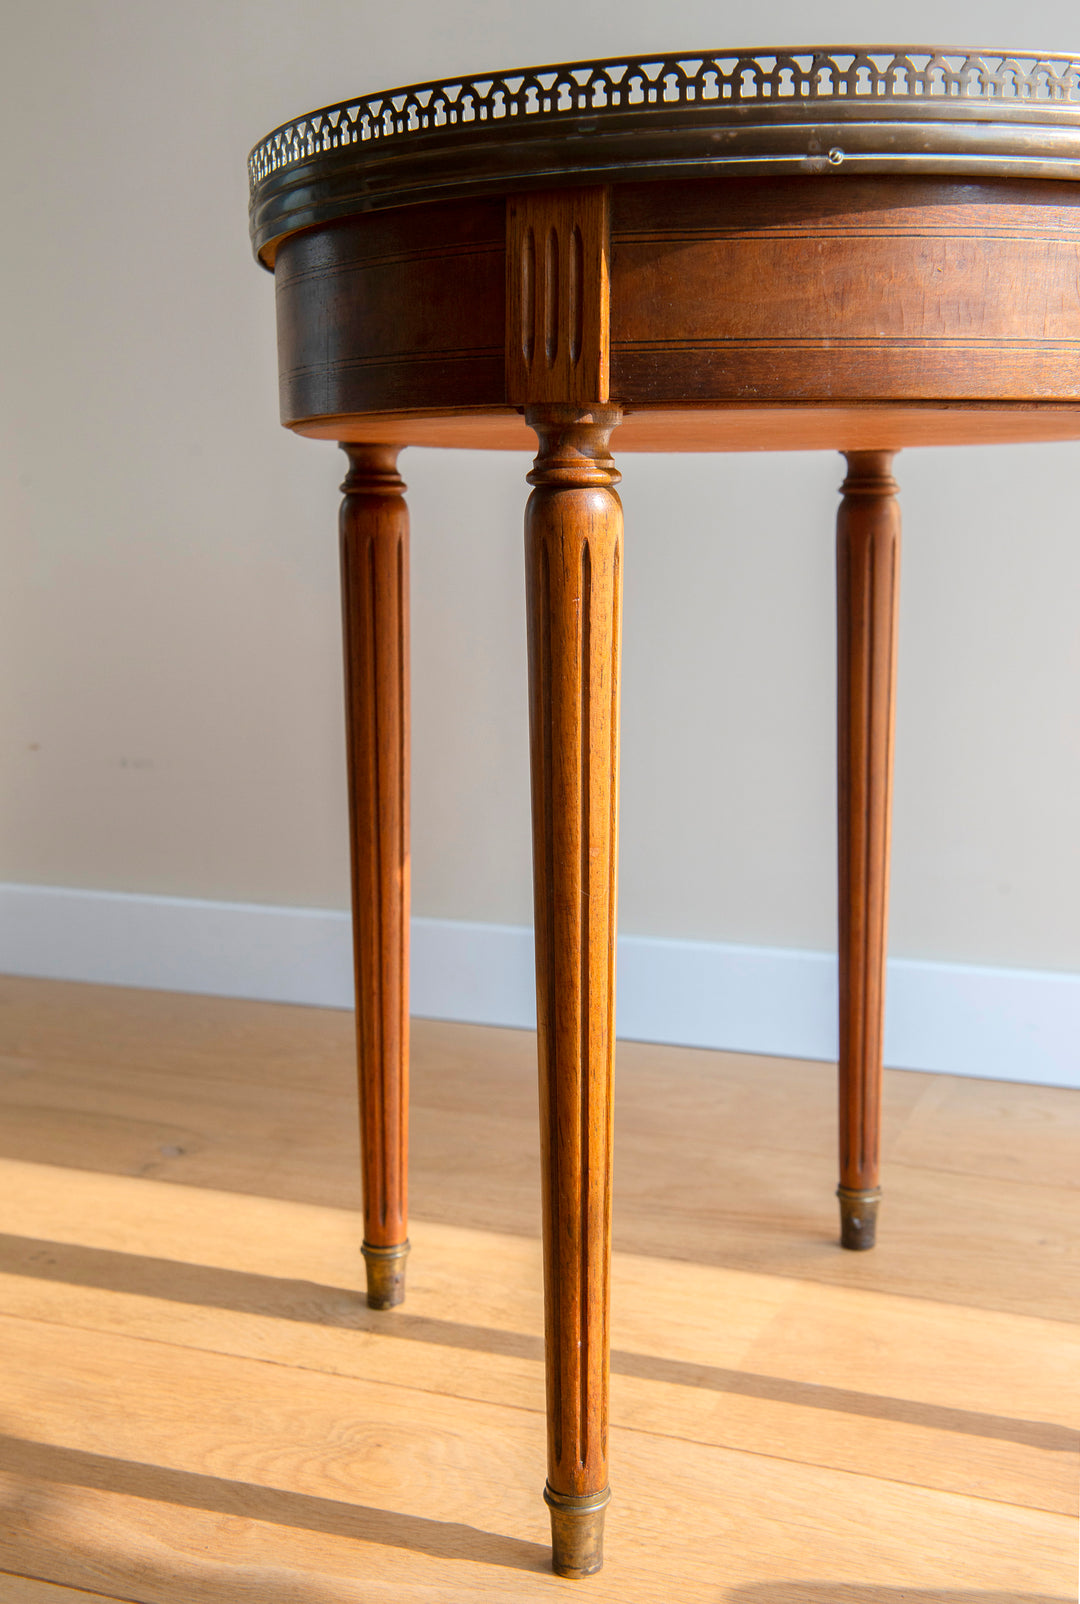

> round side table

[{"left": 248, "top": 47, "right": 1080, "bottom": 1577}]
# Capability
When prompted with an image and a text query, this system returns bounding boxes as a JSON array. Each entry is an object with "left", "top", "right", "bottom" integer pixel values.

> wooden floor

[{"left": 0, "top": 977, "right": 1076, "bottom": 1603}]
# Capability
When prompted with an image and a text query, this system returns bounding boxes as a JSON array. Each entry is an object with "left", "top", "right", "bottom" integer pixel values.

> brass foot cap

[
  {"left": 837, "top": 1187, "right": 882, "bottom": 1251},
  {"left": 544, "top": 1484, "right": 610, "bottom": 1578},
  {"left": 361, "top": 1240, "right": 410, "bottom": 1309}
]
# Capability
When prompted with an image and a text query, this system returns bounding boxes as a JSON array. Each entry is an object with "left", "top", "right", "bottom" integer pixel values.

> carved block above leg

[{"left": 506, "top": 188, "right": 610, "bottom": 407}]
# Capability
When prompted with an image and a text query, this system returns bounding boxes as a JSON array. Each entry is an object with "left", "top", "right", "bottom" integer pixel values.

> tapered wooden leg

[
  {"left": 339, "top": 444, "right": 410, "bottom": 1308},
  {"left": 524, "top": 405, "right": 622, "bottom": 1579},
  {"left": 836, "top": 450, "right": 901, "bottom": 1251}
]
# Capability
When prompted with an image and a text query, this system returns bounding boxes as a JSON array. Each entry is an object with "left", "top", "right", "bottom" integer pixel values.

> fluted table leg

[
  {"left": 339, "top": 443, "right": 411, "bottom": 1308},
  {"left": 836, "top": 450, "right": 901, "bottom": 1250},
  {"left": 524, "top": 405, "right": 622, "bottom": 1578}
]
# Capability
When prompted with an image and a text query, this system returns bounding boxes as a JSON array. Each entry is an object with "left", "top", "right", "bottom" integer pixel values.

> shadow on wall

[{"left": 727, "top": 1591, "right": 1070, "bottom": 1604}]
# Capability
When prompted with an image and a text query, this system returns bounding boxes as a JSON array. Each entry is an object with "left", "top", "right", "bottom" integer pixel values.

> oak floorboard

[
  {"left": 888, "top": 1067, "right": 1080, "bottom": 1186},
  {"left": 2, "top": 981, "right": 1078, "bottom": 1318},
  {"left": 0, "top": 1577, "right": 139, "bottom": 1604},
  {"left": 0, "top": 1314, "right": 1072, "bottom": 1600},
  {"left": 0, "top": 978, "right": 1077, "bottom": 1600},
  {"left": 0, "top": 1197, "right": 1073, "bottom": 1514},
  {"left": 4, "top": 1157, "right": 1078, "bottom": 1423},
  {"left": 0, "top": 978, "right": 357, "bottom": 1089},
  {"left": 10, "top": 978, "right": 1074, "bottom": 1189},
  {"left": 5, "top": 1069, "right": 1073, "bottom": 1316}
]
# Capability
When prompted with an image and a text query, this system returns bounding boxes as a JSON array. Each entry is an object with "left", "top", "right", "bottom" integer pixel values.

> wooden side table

[{"left": 248, "top": 47, "right": 1080, "bottom": 1577}]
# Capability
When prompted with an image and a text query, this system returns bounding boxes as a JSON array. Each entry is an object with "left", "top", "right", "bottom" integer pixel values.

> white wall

[{"left": 3, "top": 2, "right": 1080, "bottom": 1074}]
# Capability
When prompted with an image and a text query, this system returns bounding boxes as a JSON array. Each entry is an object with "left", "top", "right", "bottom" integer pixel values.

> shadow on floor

[
  {"left": 3, "top": 1561, "right": 444, "bottom": 1604},
  {"left": 2, "top": 1232, "right": 1074, "bottom": 1457},
  {"left": 0, "top": 1433, "right": 550, "bottom": 1576},
  {"left": 727, "top": 1589, "right": 1071, "bottom": 1604}
]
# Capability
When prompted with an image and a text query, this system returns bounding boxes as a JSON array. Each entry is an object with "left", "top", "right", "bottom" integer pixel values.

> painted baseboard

[{"left": 1, "top": 882, "right": 1077, "bottom": 1088}]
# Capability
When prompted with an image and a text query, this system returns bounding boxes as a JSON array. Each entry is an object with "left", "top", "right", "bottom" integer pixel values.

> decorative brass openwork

[{"left": 249, "top": 48, "right": 1080, "bottom": 190}]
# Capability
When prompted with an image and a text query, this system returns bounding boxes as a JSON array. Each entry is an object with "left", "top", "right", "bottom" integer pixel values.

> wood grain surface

[
  {"left": 291, "top": 401, "right": 1080, "bottom": 452},
  {"left": 338, "top": 447, "right": 410, "bottom": 1280},
  {"left": 0, "top": 978, "right": 1077, "bottom": 1601},
  {"left": 0, "top": 1579, "right": 137, "bottom": 1603},
  {"left": 506, "top": 189, "right": 610, "bottom": 407},
  {"left": 1, "top": 981, "right": 1077, "bottom": 1319},
  {"left": 274, "top": 198, "right": 506, "bottom": 424},
  {"left": 524, "top": 407, "right": 623, "bottom": 1515},
  {"left": 276, "top": 175, "right": 1080, "bottom": 449},
  {"left": 835, "top": 453, "right": 902, "bottom": 1248},
  {"left": 609, "top": 178, "right": 1080, "bottom": 403}
]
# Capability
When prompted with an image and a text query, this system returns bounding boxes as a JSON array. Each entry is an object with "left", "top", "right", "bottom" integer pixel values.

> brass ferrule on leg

[
  {"left": 837, "top": 1186, "right": 882, "bottom": 1251},
  {"left": 361, "top": 1239, "right": 410, "bottom": 1309},
  {"left": 544, "top": 1484, "right": 611, "bottom": 1578}
]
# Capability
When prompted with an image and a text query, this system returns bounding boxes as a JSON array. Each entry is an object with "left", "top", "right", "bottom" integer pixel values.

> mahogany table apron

[{"left": 249, "top": 47, "right": 1080, "bottom": 1578}]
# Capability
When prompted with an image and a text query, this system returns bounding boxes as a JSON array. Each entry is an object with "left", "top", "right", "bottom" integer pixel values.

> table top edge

[{"left": 247, "top": 47, "right": 1080, "bottom": 263}]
